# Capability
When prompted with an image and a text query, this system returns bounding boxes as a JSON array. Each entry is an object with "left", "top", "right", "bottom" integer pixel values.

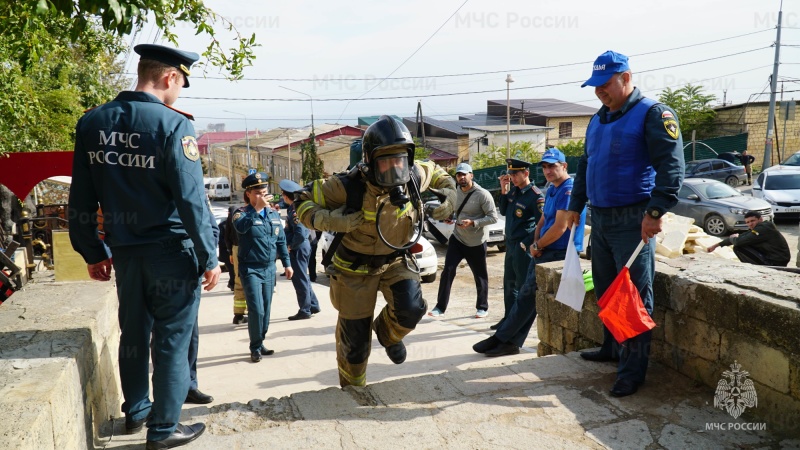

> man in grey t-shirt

[{"left": 428, "top": 163, "right": 498, "bottom": 318}]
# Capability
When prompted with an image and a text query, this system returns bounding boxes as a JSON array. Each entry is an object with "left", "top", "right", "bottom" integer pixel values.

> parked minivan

[{"left": 206, "top": 177, "right": 231, "bottom": 200}]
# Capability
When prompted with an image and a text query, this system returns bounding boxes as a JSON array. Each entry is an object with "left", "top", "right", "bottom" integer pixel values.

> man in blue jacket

[
  {"left": 69, "top": 44, "right": 218, "bottom": 449},
  {"left": 280, "top": 179, "right": 321, "bottom": 320}
]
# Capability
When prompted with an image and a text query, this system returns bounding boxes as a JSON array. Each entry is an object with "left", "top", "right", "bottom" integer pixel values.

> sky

[{"left": 123, "top": 0, "right": 800, "bottom": 133}]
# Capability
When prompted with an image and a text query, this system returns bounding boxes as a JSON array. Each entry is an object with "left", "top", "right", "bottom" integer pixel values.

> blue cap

[
  {"left": 279, "top": 179, "right": 303, "bottom": 193},
  {"left": 506, "top": 158, "right": 531, "bottom": 173},
  {"left": 540, "top": 148, "right": 566, "bottom": 165},
  {"left": 134, "top": 44, "right": 199, "bottom": 88},
  {"left": 455, "top": 162, "right": 472, "bottom": 174},
  {"left": 242, "top": 172, "right": 269, "bottom": 190},
  {"left": 581, "top": 50, "right": 630, "bottom": 88}
]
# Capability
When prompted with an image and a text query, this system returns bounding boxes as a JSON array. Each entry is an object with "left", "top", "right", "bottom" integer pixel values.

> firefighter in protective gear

[{"left": 296, "top": 115, "right": 456, "bottom": 387}]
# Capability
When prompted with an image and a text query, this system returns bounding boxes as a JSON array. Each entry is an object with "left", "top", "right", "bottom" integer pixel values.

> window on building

[{"left": 558, "top": 122, "right": 573, "bottom": 138}]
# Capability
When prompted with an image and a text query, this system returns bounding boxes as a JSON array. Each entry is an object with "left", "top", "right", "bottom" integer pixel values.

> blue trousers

[
  {"left": 591, "top": 204, "right": 655, "bottom": 385},
  {"left": 241, "top": 264, "right": 276, "bottom": 352},
  {"left": 113, "top": 245, "right": 200, "bottom": 441},
  {"left": 188, "top": 319, "right": 199, "bottom": 390},
  {"left": 435, "top": 236, "right": 488, "bottom": 312},
  {"left": 496, "top": 248, "right": 566, "bottom": 347},
  {"left": 290, "top": 240, "right": 320, "bottom": 315},
  {"left": 501, "top": 240, "right": 532, "bottom": 322}
]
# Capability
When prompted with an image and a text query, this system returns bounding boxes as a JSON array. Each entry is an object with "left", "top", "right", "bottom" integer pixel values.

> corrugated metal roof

[{"left": 487, "top": 98, "right": 597, "bottom": 117}]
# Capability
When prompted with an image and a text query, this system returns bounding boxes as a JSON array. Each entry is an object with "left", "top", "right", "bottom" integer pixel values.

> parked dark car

[
  {"left": 685, "top": 159, "right": 747, "bottom": 187},
  {"left": 670, "top": 178, "right": 773, "bottom": 236}
]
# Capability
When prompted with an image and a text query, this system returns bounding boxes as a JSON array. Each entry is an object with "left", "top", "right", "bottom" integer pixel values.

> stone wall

[
  {"left": 536, "top": 254, "right": 800, "bottom": 434},
  {"left": 0, "top": 272, "right": 121, "bottom": 449}
]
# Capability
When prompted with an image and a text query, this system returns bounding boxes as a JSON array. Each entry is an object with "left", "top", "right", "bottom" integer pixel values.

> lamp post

[
  {"left": 224, "top": 110, "right": 251, "bottom": 171},
  {"left": 505, "top": 74, "right": 514, "bottom": 159},
  {"left": 279, "top": 85, "right": 315, "bottom": 181}
]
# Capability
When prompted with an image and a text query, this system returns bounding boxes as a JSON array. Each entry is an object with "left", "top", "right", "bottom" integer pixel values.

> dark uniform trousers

[
  {"left": 435, "top": 236, "right": 489, "bottom": 313},
  {"left": 329, "top": 255, "right": 426, "bottom": 387},
  {"left": 591, "top": 205, "right": 655, "bottom": 385},
  {"left": 496, "top": 248, "right": 567, "bottom": 347},
  {"left": 290, "top": 239, "right": 320, "bottom": 315},
  {"left": 241, "top": 264, "right": 276, "bottom": 352},
  {"left": 502, "top": 239, "right": 533, "bottom": 322},
  {"left": 113, "top": 241, "right": 200, "bottom": 441}
]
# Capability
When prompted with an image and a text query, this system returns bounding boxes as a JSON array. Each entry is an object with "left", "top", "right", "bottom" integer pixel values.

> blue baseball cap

[
  {"left": 455, "top": 162, "right": 472, "bottom": 174},
  {"left": 540, "top": 148, "right": 566, "bottom": 165},
  {"left": 581, "top": 50, "right": 630, "bottom": 88},
  {"left": 279, "top": 179, "right": 303, "bottom": 193},
  {"left": 134, "top": 44, "right": 199, "bottom": 88}
]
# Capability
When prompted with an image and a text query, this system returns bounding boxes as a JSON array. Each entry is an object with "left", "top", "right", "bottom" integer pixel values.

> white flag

[{"left": 555, "top": 225, "right": 586, "bottom": 311}]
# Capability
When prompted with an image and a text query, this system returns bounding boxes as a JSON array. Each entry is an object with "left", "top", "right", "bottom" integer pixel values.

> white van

[{"left": 206, "top": 177, "right": 231, "bottom": 200}]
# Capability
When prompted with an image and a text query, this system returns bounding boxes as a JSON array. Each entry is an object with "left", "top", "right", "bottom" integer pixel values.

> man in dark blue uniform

[
  {"left": 233, "top": 172, "right": 293, "bottom": 362},
  {"left": 493, "top": 158, "right": 544, "bottom": 330},
  {"left": 567, "top": 50, "right": 684, "bottom": 397},
  {"left": 68, "top": 44, "right": 219, "bottom": 449},
  {"left": 279, "top": 179, "right": 321, "bottom": 320}
]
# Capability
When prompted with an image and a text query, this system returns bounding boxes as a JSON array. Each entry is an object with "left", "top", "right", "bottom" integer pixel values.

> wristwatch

[
  {"left": 532, "top": 242, "right": 542, "bottom": 251},
  {"left": 645, "top": 207, "right": 664, "bottom": 219}
]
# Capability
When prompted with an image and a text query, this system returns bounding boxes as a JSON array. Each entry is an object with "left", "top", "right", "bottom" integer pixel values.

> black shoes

[
  {"left": 484, "top": 342, "right": 520, "bottom": 357},
  {"left": 232, "top": 314, "right": 248, "bottom": 325},
  {"left": 610, "top": 378, "right": 639, "bottom": 397},
  {"left": 473, "top": 336, "right": 500, "bottom": 354},
  {"left": 579, "top": 350, "right": 617, "bottom": 362},
  {"left": 489, "top": 319, "right": 504, "bottom": 330},
  {"left": 288, "top": 312, "right": 312, "bottom": 321},
  {"left": 259, "top": 346, "right": 275, "bottom": 356},
  {"left": 125, "top": 414, "right": 148, "bottom": 435},
  {"left": 251, "top": 351, "right": 262, "bottom": 363},
  {"left": 145, "top": 422, "right": 206, "bottom": 449},
  {"left": 385, "top": 341, "right": 407, "bottom": 364},
  {"left": 310, "top": 307, "right": 321, "bottom": 314},
  {"left": 185, "top": 389, "right": 213, "bottom": 404}
]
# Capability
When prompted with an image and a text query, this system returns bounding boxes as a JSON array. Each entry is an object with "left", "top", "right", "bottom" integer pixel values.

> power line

[
  {"left": 182, "top": 47, "right": 772, "bottom": 102},
  {"left": 122, "top": 29, "right": 773, "bottom": 82}
]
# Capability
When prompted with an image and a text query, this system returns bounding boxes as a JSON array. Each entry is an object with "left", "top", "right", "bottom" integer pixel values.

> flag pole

[{"left": 625, "top": 240, "right": 646, "bottom": 269}]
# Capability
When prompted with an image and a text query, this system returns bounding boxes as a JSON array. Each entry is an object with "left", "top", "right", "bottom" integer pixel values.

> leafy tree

[
  {"left": 554, "top": 139, "right": 585, "bottom": 156},
  {"left": 300, "top": 133, "right": 325, "bottom": 184},
  {"left": 658, "top": 84, "right": 717, "bottom": 139},
  {"left": 413, "top": 138, "right": 432, "bottom": 161},
  {"left": 471, "top": 141, "right": 542, "bottom": 169}
]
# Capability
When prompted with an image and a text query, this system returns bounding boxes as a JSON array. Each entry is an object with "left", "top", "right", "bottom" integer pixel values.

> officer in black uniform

[
  {"left": 233, "top": 172, "right": 293, "bottom": 362},
  {"left": 279, "top": 179, "right": 321, "bottom": 320},
  {"left": 494, "top": 158, "right": 544, "bottom": 330},
  {"left": 68, "top": 44, "right": 218, "bottom": 449}
]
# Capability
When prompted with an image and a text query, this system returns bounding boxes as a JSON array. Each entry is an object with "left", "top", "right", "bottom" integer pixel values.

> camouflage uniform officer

[
  {"left": 493, "top": 158, "right": 544, "bottom": 331},
  {"left": 233, "top": 172, "right": 293, "bottom": 363},
  {"left": 68, "top": 44, "right": 218, "bottom": 448},
  {"left": 296, "top": 115, "right": 457, "bottom": 387}
]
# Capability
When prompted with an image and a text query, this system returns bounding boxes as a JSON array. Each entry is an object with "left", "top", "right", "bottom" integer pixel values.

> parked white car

[
  {"left": 753, "top": 166, "right": 800, "bottom": 216},
  {"left": 422, "top": 200, "right": 506, "bottom": 252},
  {"left": 319, "top": 231, "right": 438, "bottom": 283}
]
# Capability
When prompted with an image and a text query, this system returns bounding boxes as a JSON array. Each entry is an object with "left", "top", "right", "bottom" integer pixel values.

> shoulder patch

[
  {"left": 663, "top": 119, "right": 679, "bottom": 140},
  {"left": 232, "top": 212, "right": 243, "bottom": 221},
  {"left": 182, "top": 136, "right": 200, "bottom": 161},
  {"left": 163, "top": 103, "right": 195, "bottom": 120},
  {"left": 531, "top": 186, "right": 542, "bottom": 195}
]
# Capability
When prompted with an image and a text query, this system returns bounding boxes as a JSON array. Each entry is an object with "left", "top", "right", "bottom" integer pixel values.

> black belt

[
  {"left": 112, "top": 238, "right": 193, "bottom": 257},
  {"left": 337, "top": 246, "right": 402, "bottom": 270}
]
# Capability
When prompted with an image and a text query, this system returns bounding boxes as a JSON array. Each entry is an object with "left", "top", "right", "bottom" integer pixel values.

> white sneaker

[
  {"left": 475, "top": 309, "right": 488, "bottom": 318},
  {"left": 428, "top": 308, "right": 444, "bottom": 317}
]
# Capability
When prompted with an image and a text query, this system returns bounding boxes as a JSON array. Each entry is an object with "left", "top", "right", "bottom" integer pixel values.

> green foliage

[
  {"left": 554, "top": 140, "right": 585, "bottom": 156},
  {"left": 300, "top": 133, "right": 325, "bottom": 183},
  {"left": 471, "top": 141, "right": 541, "bottom": 170},
  {"left": 2, "top": 0, "right": 258, "bottom": 79},
  {"left": 413, "top": 138, "right": 432, "bottom": 161},
  {"left": 658, "top": 84, "right": 717, "bottom": 139}
]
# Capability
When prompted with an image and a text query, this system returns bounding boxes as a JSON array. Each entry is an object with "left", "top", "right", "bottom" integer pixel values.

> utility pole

[
  {"left": 505, "top": 74, "right": 514, "bottom": 159},
  {"left": 762, "top": 2, "right": 783, "bottom": 170}
]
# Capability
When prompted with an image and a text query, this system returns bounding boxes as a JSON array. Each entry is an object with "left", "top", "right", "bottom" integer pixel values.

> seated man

[{"left": 707, "top": 211, "right": 790, "bottom": 266}]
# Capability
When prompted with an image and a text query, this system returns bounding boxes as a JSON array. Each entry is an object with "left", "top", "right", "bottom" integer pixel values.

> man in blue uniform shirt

[
  {"left": 475, "top": 149, "right": 586, "bottom": 356},
  {"left": 280, "top": 179, "right": 321, "bottom": 320},
  {"left": 493, "top": 158, "right": 544, "bottom": 331},
  {"left": 68, "top": 44, "right": 219, "bottom": 449},
  {"left": 233, "top": 173, "right": 293, "bottom": 362},
  {"left": 566, "top": 50, "right": 684, "bottom": 398}
]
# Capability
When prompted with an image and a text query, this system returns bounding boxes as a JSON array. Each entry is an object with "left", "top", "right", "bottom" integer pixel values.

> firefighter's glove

[
  {"left": 429, "top": 187, "right": 456, "bottom": 221},
  {"left": 313, "top": 205, "right": 364, "bottom": 233}
]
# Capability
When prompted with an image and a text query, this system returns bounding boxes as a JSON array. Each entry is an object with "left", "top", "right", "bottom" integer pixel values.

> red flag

[{"left": 597, "top": 266, "right": 656, "bottom": 344}]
